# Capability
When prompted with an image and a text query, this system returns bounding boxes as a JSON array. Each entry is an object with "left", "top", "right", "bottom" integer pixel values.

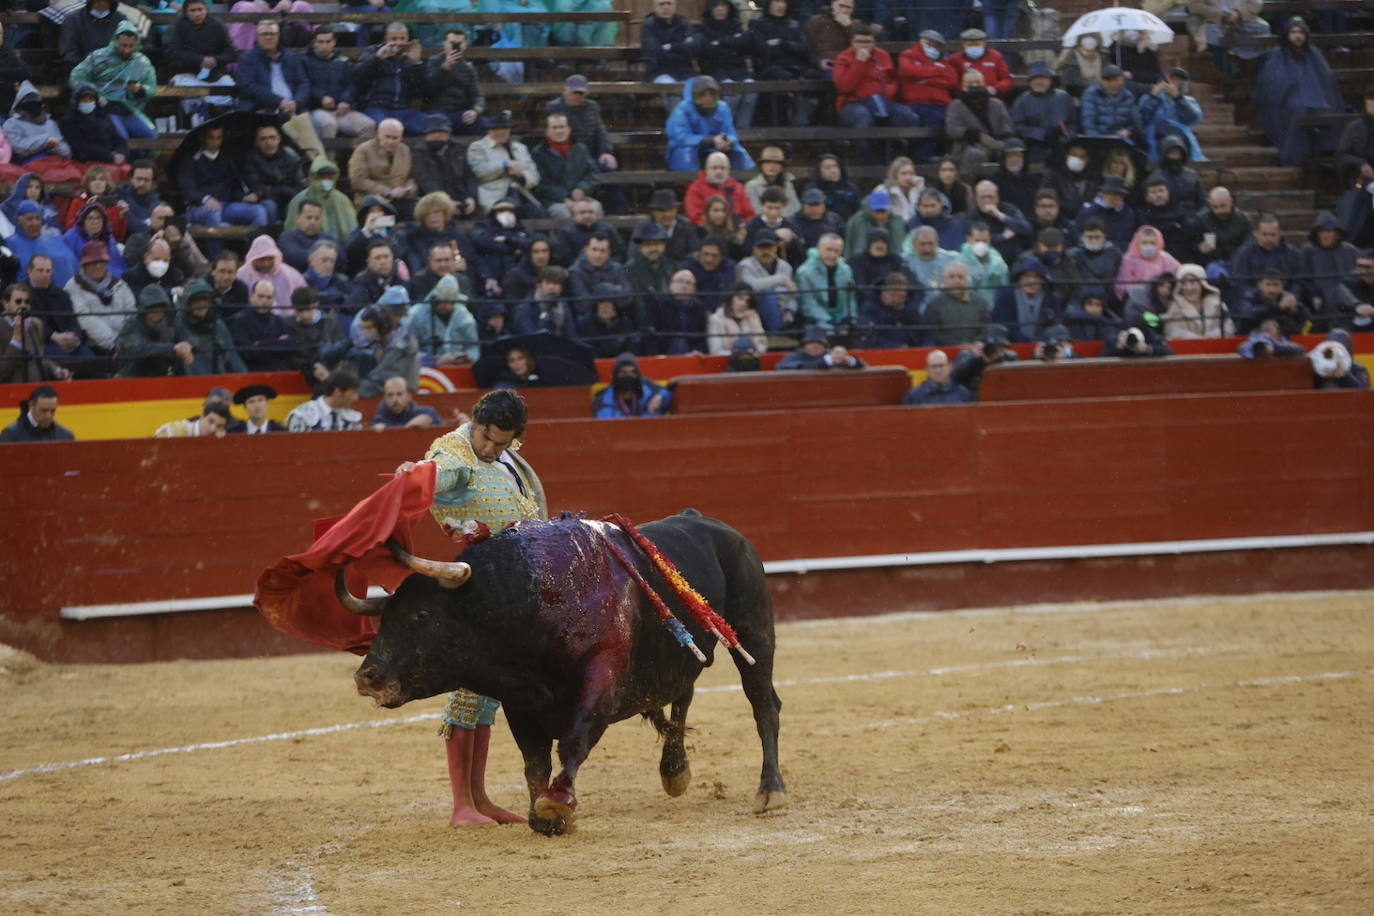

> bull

[{"left": 339, "top": 510, "right": 786, "bottom": 836}]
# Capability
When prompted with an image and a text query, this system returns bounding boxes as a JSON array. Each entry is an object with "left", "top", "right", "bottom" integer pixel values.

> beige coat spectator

[
  {"left": 466, "top": 115, "right": 541, "bottom": 214},
  {"left": 347, "top": 118, "right": 416, "bottom": 203}
]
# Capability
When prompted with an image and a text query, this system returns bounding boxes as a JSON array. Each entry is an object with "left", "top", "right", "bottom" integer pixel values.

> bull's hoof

[
  {"left": 661, "top": 764, "right": 691, "bottom": 798},
  {"left": 532, "top": 796, "right": 577, "bottom": 836},
  {"left": 753, "top": 790, "right": 788, "bottom": 814}
]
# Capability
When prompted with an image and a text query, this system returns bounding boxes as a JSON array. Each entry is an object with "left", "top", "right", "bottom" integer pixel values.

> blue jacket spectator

[
  {"left": 992, "top": 259, "right": 1061, "bottom": 343},
  {"left": 1137, "top": 68, "right": 1205, "bottom": 163},
  {"left": 1071, "top": 177, "right": 1138, "bottom": 252},
  {"left": 236, "top": 25, "right": 312, "bottom": 114},
  {"left": 665, "top": 77, "right": 755, "bottom": 171},
  {"left": 299, "top": 36, "right": 358, "bottom": 111},
  {"left": 1237, "top": 321, "right": 1305, "bottom": 359},
  {"left": 905, "top": 192, "right": 965, "bottom": 252},
  {"left": 903, "top": 350, "right": 973, "bottom": 404},
  {"left": 8, "top": 201, "right": 78, "bottom": 287},
  {"left": 641, "top": 0, "right": 698, "bottom": 82},
  {"left": 1079, "top": 66, "right": 1141, "bottom": 141},
  {"left": 857, "top": 273, "right": 924, "bottom": 348},
  {"left": 594, "top": 352, "right": 671, "bottom": 417}
]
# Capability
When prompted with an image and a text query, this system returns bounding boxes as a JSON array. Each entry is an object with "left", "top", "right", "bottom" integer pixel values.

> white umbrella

[{"left": 1061, "top": 7, "right": 1175, "bottom": 48}]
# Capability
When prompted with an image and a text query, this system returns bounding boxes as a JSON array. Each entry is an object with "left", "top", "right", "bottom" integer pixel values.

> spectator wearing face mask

[
  {"left": 122, "top": 238, "right": 184, "bottom": 300},
  {"left": 285, "top": 158, "right": 358, "bottom": 244},
  {"left": 896, "top": 30, "right": 960, "bottom": 160},
  {"left": 1114, "top": 226, "right": 1180, "bottom": 303},
  {"left": 593, "top": 352, "right": 671, "bottom": 418},
  {"left": 947, "top": 29, "right": 1012, "bottom": 98},
  {"left": 1040, "top": 141, "right": 1097, "bottom": 218},
  {"left": 1054, "top": 32, "right": 1104, "bottom": 99}
]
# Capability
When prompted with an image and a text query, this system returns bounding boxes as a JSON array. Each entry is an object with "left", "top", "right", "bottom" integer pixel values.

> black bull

[{"left": 341, "top": 510, "right": 786, "bottom": 835}]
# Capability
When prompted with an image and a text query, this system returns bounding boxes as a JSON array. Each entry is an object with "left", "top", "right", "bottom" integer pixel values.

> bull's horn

[
  {"left": 335, "top": 565, "right": 388, "bottom": 616},
  {"left": 387, "top": 540, "right": 472, "bottom": 588}
]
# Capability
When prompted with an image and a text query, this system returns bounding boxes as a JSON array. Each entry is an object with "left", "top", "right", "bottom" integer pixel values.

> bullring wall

[{"left": 2, "top": 388, "right": 1371, "bottom": 662}]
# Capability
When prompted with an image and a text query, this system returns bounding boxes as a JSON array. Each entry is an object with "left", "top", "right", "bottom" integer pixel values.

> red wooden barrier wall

[{"left": 2, "top": 389, "right": 1371, "bottom": 662}]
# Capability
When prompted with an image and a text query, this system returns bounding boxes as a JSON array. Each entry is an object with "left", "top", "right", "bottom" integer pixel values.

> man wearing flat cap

[
  {"left": 897, "top": 30, "right": 961, "bottom": 138},
  {"left": 948, "top": 28, "right": 1013, "bottom": 97},
  {"left": 627, "top": 220, "right": 680, "bottom": 302},
  {"left": 1081, "top": 64, "right": 1142, "bottom": 145},
  {"left": 230, "top": 383, "right": 285, "bottom": 434},
  {"left": 1010, "top": 60, "right": 1075, "bottom": 164},
  {"left": 467, "top": 110, "right": 543, "bottom": 217}
]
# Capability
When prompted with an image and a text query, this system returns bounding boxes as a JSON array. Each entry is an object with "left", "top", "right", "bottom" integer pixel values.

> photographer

[
  {"left": 353, "top": 23, "right": 427, "bottom": 136},
  {"left": 426, "top": 29, "right": 484, "bottom": 136},
  {"left": 950, "top": 325, "right": 1018, "bottom": 398},
  {"left": 1101, "top": 320, "right": 1173, "bottom": 358},
  {"left": 1034, "top": 324, "right": 1079, "bottom": 363},
  {"left": 1310, "top": 329, "right": 1370, "bottom": 390}
]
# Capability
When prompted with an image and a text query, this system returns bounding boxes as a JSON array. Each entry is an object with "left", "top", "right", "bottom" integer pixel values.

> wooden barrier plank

[{"left": 980, "top": 355, "right": 1313, "bottom": 402}]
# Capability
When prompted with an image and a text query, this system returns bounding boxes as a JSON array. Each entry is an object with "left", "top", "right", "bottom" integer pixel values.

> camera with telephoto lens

[
  {"left": 1123, "top": 327, "right": 1146, "bottom": 352},
  {"left": 1041, "top": 341, "right": 1059, "bottom": 360}
]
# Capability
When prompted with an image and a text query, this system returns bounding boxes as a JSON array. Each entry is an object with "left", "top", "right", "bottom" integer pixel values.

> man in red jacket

[
  {"left": 897, "top": 29, "right": 960, "bottom": 161},
  {"left": 834, "top": 25, "right": 920, "bottom": 163},
  {"left": 947, "top": 28, "right": 1014, "bottom": 98},
  {"left": 683, "top": 150, "right": 757, "bottom": 225}
]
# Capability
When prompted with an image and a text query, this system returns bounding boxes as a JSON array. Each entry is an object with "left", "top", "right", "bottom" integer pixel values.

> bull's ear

[
  {"left": 335, "top": 565, "right": 388, "bottom": 615},
  {"left": 388, "top": 540, "right": 472, "bottom": 589}
]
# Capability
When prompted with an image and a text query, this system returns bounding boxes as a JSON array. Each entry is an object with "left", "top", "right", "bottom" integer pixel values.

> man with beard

[{"left": 69, "top": 22, "right": 157, "bottom": 141}]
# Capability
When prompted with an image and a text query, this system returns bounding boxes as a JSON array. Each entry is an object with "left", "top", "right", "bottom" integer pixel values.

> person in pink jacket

[
  {"left": 237, "top": 233, "right": 305, "bottom": 315},
  {"left": 1115, "top": 225, "right": 1180, "bottom": 302}
]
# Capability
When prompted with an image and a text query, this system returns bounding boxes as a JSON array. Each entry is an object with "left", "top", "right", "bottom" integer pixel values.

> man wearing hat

[
  {"left": 843, "top": 187, "right": 906, "bottom": 258},
  {"left": 1081, "top": 65, "right": 1142, "bottom": 145},
  {"left": 744, "top": 147, "right": 801, "bottom": 217},
  {"left": 635, "top": 189, "right": 702, "bottom": 264},
  {"left": 736, "top": 227, "right": 797, "bottom": 328},
  {"left": 532, "top": 112, "right": 599, "bottom": 220},
  {"left": 1071, "top": 175, "right": 1138, "bottom": 252},
  {"left": 547, "top": 75, "right": 620, "bottom": 175},
  {"left": 466, "top": 109, "right": 543, "bottom": 217},
  {"left": 776, "top": 325, "right": 865, "bottom": 370},
  {"left": 950, "top": 324, "right": 1018, "bottom": 397},
  {"left": 425, "top": 28, "right": 484, "bottom": 135},
  {"left": 992, "top": 139, "right": 1039, "bottom": 219},
  {"left": 793, "top": 187, "right": 845, "bottom": 265},
  {"left": 627, "top": 221, "right": 680, "bottom": 301},
  {"left": 67, "top": 240, "right": 137, "bottom": 355},
  {"left": 7, "top": 201, "right": 77, "bottom": 289},
  {"left": 411, "top": 114, "right": 480, "bottom": 218},
  {"left": 992, "top": 258, "right": 1060, "bottom": 343},
  {"left": 948, "top": 28, "right": 1013, "bottom": 98},
  {"left": 230, "top": 383, "right": 285, "bottom": 434},
  {"left": 897, "top": 30, "right": 960, "bottom": 129},
  {"left": 1010, "top": 61, "right": 1075, "bottom": 164}
]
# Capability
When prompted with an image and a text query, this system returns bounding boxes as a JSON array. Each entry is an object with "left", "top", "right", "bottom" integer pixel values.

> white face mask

[
  {"left": 496, "top": 211, "right": 516, "bottom": 228},
  {"left": 147, "top": 259, "right": 170, "bottom": 278},
  {"left": 1083, "top": 238, "right": 1104, "bottom": 252},
  {"left": 1066, "top": 155, "right": 1086, "bottom": 173},
  {"left": 77, "top": 101, "right": 97, "bottom": 115},
  {"left": 1081, "top": 36, "right": 1098, "bottom": 51},
  {"left": 1138, "top": 243, "right": 1158, "bottom": 259},
  {"left": 970, "top": 240, "right": 989, "bottom": 258},
  {"left": 964, "top": 45, "right": 985, "bottom": 60},
  {"left": 922, "top": 43, "right": 940, "bottom": 60},
  {"left": 319, "top": 178, "right": 335, "bottom": 192}
]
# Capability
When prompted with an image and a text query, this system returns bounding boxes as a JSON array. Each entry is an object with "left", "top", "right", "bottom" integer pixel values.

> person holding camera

[
  {"left": 426, "top": 29, "right": 485, "bottom": 136},
  {"left": 1, "top": 282, "right": 72, "bottom": 383},
  {"left": 353, "top": 23, "right": 428, "bottom": 136},
  {"left": 950, "top": 325, "right": 1017, "bottom": 399},
  {"left": 1101, "top": 319, "right": 1172, "bottom": 358}
]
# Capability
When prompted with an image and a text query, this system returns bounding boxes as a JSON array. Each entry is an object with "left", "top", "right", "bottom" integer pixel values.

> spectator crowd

[{"left": 0, "top": 1, "right": 1370, "bottom": 431}]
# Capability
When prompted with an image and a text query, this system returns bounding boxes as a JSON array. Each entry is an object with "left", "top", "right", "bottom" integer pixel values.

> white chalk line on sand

[{"left": 0, "top": 648, "right": 1212, "bottom": 785}]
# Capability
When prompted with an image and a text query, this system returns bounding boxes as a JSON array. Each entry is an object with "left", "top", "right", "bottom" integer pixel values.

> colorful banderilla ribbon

[{"left": 602, "top": 513, "right": 756, "bottom": 667}]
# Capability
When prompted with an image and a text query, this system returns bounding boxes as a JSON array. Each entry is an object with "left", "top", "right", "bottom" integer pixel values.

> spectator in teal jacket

[
  {"left": 408, "top": 274, "right": 479, "bottom": 366},
  {"left": 795, "top": 233, "right": 856, "bottom": 329},
  {"left": 70, "top": 21, "right": 158, "bottom": 141}
]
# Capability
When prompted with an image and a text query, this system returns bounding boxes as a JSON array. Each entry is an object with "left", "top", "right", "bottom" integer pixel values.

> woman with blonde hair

[
  {"left": 61, "top": 164, "right": 126, "bottom": 237},
  {"left": 706, "top": 284, "right": 768, "bottom": 354},
  {"left": 876, "top": 156, "right": 925, "bottom": 224},
  {"left": 1163, "top": 263, "right": 1233, "bottom": 338},
  {"left": 1101, "top": 148, "right": 1137, "bottom": 201}
]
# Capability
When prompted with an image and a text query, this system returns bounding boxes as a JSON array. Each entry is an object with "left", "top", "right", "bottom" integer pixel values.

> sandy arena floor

[{"left": 2, "top": 591, "right": 1372, "bottom": 915}]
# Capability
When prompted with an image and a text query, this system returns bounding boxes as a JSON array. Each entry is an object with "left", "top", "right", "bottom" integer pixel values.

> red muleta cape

[{"left": 253, "top": 462, "right": 436, "bottom": 655}]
